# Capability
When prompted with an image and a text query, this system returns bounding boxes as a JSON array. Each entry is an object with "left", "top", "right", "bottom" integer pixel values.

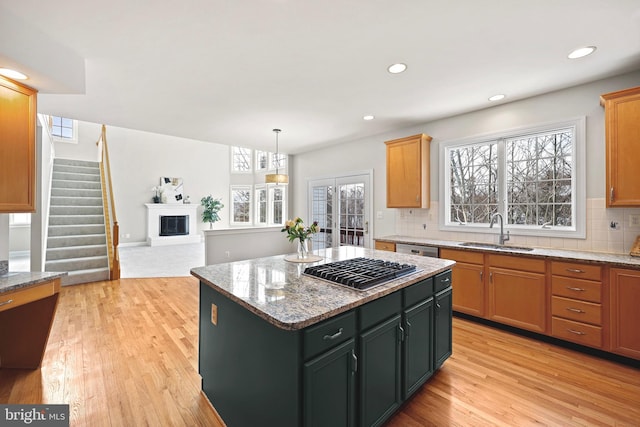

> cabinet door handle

[
  {"left": 416, "top": 195, "right": 419, "bottom": 202},
  {"left": 566, "top": 307, "right": 585, "bottom": 314},
  {"left": 0, "top": 299, "right": 14, "bottom": 307},
  {"left": 441, "top": 277, "right": 450, "bottom": 283},
  {"left": 566, "top": 268, "right": 585, "bottom": 274},
  {"left": 610, "top": 187, "right": 614, "bottom": 203},
  {"left": 489, "top": 272, "right": 493, "bottom": 283},
  {"left": 398, "top": 324, "right": 405, "bottom": 342},
  {"left": 566, "top": 286, "right": 585, "bottom": 292},
  {"left": 479, "top": 271, "right": 483, "bottom": 282},
  {"left": 323, "top": 328, "right": 343, "bottom": 340},
  {"left": 351, "top": 350, "right": 358, "bottom": 373},
  {"left": 436, "top": 302, "right": 441, "bottom": 309},
  {"left": 405, "top": 319, "right": 412, "bottom": 338},
  {"left": 567, "top": 328, "right": 586, "bottom": 336}
]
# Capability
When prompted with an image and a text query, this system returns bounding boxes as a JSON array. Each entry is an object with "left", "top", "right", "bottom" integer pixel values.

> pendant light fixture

[{"left": 265, "top": 128, "right": 289, "bottom": 184}]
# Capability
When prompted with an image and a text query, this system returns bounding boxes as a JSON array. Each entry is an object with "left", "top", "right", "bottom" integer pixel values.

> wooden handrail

[{"left": 97, "top": 125, "right": 120, "bottom": 280}]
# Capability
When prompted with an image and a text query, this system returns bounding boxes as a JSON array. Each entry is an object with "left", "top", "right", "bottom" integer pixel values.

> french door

[{"left": 308, "top": 172, "right": 371, "bottom": 250}]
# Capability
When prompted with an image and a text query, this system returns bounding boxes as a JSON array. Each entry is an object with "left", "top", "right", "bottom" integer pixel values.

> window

[
  {"left": 256, "top": 186, "right": 267, "bottom": 224},
  {"left": 441, "top": 118, "right": 585, "bottom": 238},
  {"left": 231, "top": 186, "right": 252, "bottom": 224},
  {"left": 49, "top": 115, "right": 78, "bottom": 143},
  {"left": 271, "top": 152, "right": 287, "bottom": 171},
  {"left": 270, "top": 186, "right": 285, "bottom": 225},
  {"left": 255, "top": 150, "right": 269, "bottom": 171},
  {"left": 9, "top": 213, "right": 31, "bottom": 226},
  {"left": 232, "top": 147, "right": 252, "bottom": 172}
]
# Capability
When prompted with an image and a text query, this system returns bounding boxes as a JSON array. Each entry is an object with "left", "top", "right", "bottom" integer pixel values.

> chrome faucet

[{"left": 490, "top": 213, "right": 510, "bottom": 245}]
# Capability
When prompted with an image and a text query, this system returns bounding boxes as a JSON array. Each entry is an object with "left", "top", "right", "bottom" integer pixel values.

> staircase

[{"left": 45, "top": 158, "right": 110, "bottom": 285}]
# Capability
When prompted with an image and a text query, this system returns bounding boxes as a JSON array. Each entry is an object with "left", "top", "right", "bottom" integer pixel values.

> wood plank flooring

[{"left": 1, "top": 277, "right": 639, "bottom": 426}]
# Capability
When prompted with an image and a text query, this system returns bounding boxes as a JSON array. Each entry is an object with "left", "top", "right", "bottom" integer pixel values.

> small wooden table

[{"left": 0, "top": 277, "right": 61, "bottom": 369}]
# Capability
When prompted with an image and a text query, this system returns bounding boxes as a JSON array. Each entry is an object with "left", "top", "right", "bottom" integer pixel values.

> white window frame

[
  {"left": 48, "top": 115, "right": 78, "bottom": 144},
  {"left": 230, "top": 185, "right": 253, "bottom": 225},
  {"left": 9, "top": 213, "right": 31, "bottom": 226},
  {"left": 255, "top": 185, "right": 268, "bottom": 225},
  {"left": 255, "top": 150, "right": 269, "bottom": 172},
  {"left": 439, "top": 117, "right": 586, "bottom": 239},
  {"left": 269, "top": 152, "right": 287, "bottom": 172},
  {"left": 269, "top": 185, "right": 286, "bottom": 226},
  {"left": 231, "top": 147, "right": 253, "bottom": 173}
]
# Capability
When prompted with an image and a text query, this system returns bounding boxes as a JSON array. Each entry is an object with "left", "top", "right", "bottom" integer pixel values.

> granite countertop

[
  {"left": 375, "top": 235, "right": 640, "bottom": 268},
  {"left": 190, "top": 246, "right": 455, "bottom": 331},
  {"left": 0, "top": 271, "right": 68, "bottom": 295}
]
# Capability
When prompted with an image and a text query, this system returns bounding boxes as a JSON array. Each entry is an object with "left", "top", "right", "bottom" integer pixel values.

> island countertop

[
  {"left": 190, "top": 246, "right": 455, "bottom": 331},
  {"left": 0, "top": 272, "right": 68, "bottom": 295}
]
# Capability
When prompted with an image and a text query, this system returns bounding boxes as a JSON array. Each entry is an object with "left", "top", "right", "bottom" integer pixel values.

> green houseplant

[{"left": 201, "top": 196, "right": 224, "bottom": 229}]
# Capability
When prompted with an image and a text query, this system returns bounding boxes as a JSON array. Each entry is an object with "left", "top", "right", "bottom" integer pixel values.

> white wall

[
  {"left": 55, "top": 122, "right": 231, "bottom": 244},
  {"left": 293, "top": 71, "right": 640, "bottom": 253}
]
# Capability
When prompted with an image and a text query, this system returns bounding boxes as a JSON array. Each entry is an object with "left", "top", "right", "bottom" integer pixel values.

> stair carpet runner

[{"left": 45, "top": 158, "right": 110, "bottom": 285}]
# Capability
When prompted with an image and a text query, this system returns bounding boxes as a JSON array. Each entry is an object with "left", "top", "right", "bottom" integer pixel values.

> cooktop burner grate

[{"left": 304, "top": 257, "right": 418, "bottom": 290}]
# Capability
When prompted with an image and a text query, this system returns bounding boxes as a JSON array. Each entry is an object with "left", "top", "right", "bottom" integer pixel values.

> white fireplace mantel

[{"left": 145, "top": 203, "right": 200, "bottom": 246}]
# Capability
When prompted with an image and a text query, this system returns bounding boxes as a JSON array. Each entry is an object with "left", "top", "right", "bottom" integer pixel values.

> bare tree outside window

[
  {"left": 231, "top": 188, "right": 251, "bottom": 223},
  {"left": 232, "top": 147, "right": 252, "bottom": 172}
]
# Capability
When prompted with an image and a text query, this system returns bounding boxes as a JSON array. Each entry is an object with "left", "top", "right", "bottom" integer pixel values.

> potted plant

[{"left": 201, "top": 196, "right": 224, "bottom": 229}]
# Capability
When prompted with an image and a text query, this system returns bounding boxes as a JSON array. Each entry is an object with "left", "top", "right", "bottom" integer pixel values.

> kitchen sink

[{"left": 459, "top": 242, "right": 534, "bottom": 251}]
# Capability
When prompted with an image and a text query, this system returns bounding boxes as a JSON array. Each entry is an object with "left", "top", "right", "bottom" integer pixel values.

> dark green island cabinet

[{"left": 193, "top": 247, "right": 454, "bottom": 427}]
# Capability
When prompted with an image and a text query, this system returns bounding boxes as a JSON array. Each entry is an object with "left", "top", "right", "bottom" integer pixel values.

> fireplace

[
  {"left": 146, "top": 204, "right": 199, "bottom": 246},
  {"left": 160, "top": 215, "right": 189, "bottom": 236}
]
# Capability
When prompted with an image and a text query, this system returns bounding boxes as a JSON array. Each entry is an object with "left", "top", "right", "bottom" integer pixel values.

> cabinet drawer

[
  {"left": 488, "top": 254, "right": 545, "bottom": 273},
  {"left": 440, "top": 248, "right": 483, "bottom": 265},
  {"left": 304, "top": 311, "right": 356, "bottom": 360},
  {"left": 374, "top": 241, "right": 396, "bottom": 252},
  {"left": 551, "top": 261, "right": 601, "bottom": 281},
  {"left": 0, "top": 279, "right": 60, "bottom": 313},
  {"left": 404, "top": 277, "right": 434, "bottom": 307},
  {"left": 359, "top": 291, "right": 402, "bottom": 331},
  {"left": 551, "top": 296, "right": 601, "bottom": 325},
  {"left": 434, "top": 270, "right": 452, "bottom": 293},
  {"left": 551, "top": 276, "right": 601, "bottom": 303},
  {"left": 551, "top": 317, "right": 602, "bottom": 348}
]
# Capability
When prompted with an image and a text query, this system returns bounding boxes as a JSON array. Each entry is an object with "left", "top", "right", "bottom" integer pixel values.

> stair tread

[{"left": 47, "top": 244, "right": 107, "bottom": 252}]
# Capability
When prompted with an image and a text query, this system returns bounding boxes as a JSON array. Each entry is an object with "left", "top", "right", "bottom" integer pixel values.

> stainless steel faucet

[{"left": 490, "top": 213, "right": 510, "bottom": 245}]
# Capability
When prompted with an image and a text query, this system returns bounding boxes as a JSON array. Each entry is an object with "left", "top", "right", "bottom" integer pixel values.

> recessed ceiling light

[
  {"left": 568, "top": 46, "right": 597, "bottom": 59},
  {"left": 0, "top": 68, "right": 28, "bottom": 80},
  {"left": 488, "top": 94, "right": 506, "bottom": 102},
  {"left": 363, "top": 115, "right": 375, "bottom": 121},
  {"left": 387, "top": 63, "right": 407, "bottom": 74}
]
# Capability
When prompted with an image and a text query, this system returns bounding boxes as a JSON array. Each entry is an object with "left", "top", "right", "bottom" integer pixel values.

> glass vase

[{"left": 297, "top": 239, "right": 309, "bottom": 259}]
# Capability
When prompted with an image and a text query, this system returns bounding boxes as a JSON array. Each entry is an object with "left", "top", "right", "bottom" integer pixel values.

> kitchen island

[
  {"left": 0, "top": 270, "right": 67, "bottom": 369},
  {"left": 190, "top": 246, "right": 454, "bottom": 427}
]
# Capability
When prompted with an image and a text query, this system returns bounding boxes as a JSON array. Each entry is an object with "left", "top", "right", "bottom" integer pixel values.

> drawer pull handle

[
  {"left": 566, "top": 286, "right": 585, "bottom": 292},
  {"left": 567, "top": 328, "right": 586, "bottom": 336},
  {"left": 442, "top": 277, "right": 450, "bottom": 283},
  {"left": 566, "top": 268, "right": 585, "bottom": 274},
  {"left": 566, "top": 307, "right": 585, "bottom": 314},
  {"left": 323, "top": 328, "right": 343, "bottom": 340},
  {"left": 0, "top": 299, "right": 14, "bottom": 307}
]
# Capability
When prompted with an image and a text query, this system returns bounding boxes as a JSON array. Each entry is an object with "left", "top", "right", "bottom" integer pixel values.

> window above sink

[{"left": 438, "top": 117, "right": 586, "bottom": 239}]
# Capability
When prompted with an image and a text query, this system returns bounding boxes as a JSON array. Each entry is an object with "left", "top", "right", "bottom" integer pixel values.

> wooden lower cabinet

[
  {"left": 487, "top": 255, "right": 547, "bottom": 333},
  {"left": 374, "top": 241, "right": 396, "bottom": 252},
  {"left": 440, "top": 249, "right": 485, "bottom": 316},
  {"left": 610, "top": 268, "right": 640, "bottom": 359}
]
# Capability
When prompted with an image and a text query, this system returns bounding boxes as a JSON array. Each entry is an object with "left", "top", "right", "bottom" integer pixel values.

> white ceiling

[{"left": 1, "top": 0, "right": 639, "bottom": 154}]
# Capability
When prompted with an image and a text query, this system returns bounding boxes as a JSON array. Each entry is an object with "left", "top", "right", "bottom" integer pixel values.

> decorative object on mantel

[
  {"left": 631, "top": 235, "right": 640, "bottom": 257},
  {"left": 201, "top": 195, "right": 224, "bottom": 229},
  {"left": 265, "top": 128, "right": 289, "bottom": 185},
  {"left": 160, "top": 177, "right": 184, "bottom": 203},
  {"left": 151, "top": 186, "right": 163, "bottom": 203},
  {"left": 282, "top": 217, "right": 319, "bottom": 260},
  {"left": 183, "top": 195, "right": 191, "bottom": 204}
]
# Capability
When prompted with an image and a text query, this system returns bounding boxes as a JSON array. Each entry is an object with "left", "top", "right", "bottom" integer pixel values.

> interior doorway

[{"left": 308, "top": 172, "right": 372, "bottom": 250}]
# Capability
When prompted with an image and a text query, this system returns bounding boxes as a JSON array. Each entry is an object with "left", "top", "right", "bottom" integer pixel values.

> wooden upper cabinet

[
  {"left": 0, "top": 76, "right": 37, "bottom": 213},
  {"left": 600, "top": 86, "right": 640, "bottom": 207},
  {"left": 385, "top": 134, "right": 432, "bottom": 208}
]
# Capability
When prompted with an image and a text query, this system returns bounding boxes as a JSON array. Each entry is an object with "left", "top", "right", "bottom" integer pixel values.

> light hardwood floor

[{"left": 1, "top": 277, "right": 639, "bottom": 426}]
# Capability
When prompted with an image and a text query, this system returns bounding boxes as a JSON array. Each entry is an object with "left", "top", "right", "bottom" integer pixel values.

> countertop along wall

[{"left": 292, "top": 71, "right": 640, "bottom": 253}]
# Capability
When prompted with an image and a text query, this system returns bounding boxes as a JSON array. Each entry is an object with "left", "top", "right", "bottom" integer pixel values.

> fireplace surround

[{"left": 146, "top": 204, "right": 199, "bottom": 246}]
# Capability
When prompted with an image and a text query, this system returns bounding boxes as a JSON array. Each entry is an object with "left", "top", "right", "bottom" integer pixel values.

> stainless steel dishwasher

[{"left": 395, "top": 243, "right": 439, "bottom": 258}]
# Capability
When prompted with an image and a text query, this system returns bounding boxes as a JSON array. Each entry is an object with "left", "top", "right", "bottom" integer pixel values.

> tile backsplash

[{"left": 394, "top": 199, "right": 640, "bottom": 255}]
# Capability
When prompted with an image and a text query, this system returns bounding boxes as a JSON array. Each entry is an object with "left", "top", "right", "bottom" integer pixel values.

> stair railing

[{"left": 96, "top": 125, "right": 120, "bottom": 280}]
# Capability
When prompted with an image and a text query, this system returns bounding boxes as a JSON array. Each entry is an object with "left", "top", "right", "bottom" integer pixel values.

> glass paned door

[{"left": 309, "top": 173, "right": 371, "bottom": 250}]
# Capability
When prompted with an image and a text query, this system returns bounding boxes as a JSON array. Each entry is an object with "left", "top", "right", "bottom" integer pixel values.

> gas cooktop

[{"left": 303, "top": 257, "right": 418, "bottom": 290}]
